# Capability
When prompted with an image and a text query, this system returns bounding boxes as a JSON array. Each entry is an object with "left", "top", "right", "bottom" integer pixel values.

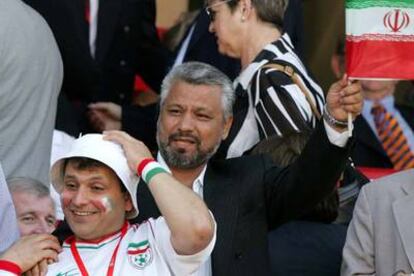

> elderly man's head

[
  {"left": 7, "top": 177, "right": 56, "bottom": 236},
  {"left": 157, "top": 62, "right": 235, "bottom": 169}
]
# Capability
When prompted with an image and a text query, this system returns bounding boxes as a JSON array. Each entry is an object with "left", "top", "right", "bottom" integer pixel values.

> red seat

[{"left": 356, "top": 166, "right": 397, "bottom": 181}]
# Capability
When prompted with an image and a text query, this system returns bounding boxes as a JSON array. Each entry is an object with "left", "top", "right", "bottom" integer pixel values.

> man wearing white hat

[{"left": 2, "top": 133, "right": 215, "bottom": 276}]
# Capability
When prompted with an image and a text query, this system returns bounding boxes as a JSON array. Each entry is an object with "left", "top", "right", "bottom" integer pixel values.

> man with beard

[
  {"left": 105, "top": 61, "right": 363, "bottom": 276},
  {"left": 55, "top": 61, "right": 362, "bottom": 275}
]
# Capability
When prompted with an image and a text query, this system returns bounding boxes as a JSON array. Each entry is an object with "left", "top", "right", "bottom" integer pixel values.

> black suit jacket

[
  {"left": 27, "top": 0, "right": 171, "bottom": 103},
  {"left": 25, "top": 0, "right": 171, "bottom": 134},
  {"left": 283, "top": 0, "right": 304, "bottom": 58},
  {"left": 132, "top": 123, "right": 349, "bottom": 276},
  {"left": 178, "top": 10, "right": 241, "bottom": 81},
  {"left": 268, "top": 221, "right": 347, "bottom": 276},
  {"left": 352, "top": 104, "right": 414, "bottom": 168}
]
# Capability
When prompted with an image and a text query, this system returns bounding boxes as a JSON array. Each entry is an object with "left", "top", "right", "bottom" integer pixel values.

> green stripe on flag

[
  {"left": 128, "top": 240, "right": 148, "bottom": 248},
  {"left": 346, "top": 0, "right": 414, "bottom": 9}
]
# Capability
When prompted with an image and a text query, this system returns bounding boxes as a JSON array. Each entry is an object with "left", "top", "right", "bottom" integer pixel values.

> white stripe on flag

[
  {"left": 346, "top": 7, "right": 414, "bottom": 36},
  {"left": 141, "top": 161, "right": 160, "bottom": 179}
]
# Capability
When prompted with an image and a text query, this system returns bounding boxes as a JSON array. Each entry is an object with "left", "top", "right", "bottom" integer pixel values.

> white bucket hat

[{"left": 50, "top": 134, "right": 140, "bottom": 219}]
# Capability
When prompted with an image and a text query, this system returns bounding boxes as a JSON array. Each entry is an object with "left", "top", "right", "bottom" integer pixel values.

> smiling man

[
  {"left": 156, "top": 79, "right": 232, "bottom": 171},
  {"left": 30, "top": 133, "right": 215, "bottom": 276}
]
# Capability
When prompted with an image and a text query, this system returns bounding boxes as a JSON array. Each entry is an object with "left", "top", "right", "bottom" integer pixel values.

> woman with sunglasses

[{"left": 206, "top": 0, "right": 326, "bottom": 159}]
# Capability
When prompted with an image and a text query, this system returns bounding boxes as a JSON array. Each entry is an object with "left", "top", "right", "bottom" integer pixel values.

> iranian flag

[{"left": 346, "top": 0, "right": 414, "bottom": 79}]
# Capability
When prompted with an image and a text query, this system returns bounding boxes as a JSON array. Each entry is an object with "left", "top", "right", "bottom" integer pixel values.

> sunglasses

[{"left": 205, "top": 0, "right": 234, "bottom": 21}]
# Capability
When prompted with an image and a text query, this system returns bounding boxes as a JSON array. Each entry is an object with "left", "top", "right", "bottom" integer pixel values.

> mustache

[{"left": 168, "top": 132, "right": 200, "bottom": 145}]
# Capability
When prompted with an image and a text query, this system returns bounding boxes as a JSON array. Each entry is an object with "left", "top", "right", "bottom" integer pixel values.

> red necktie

[
  {"left": 85, "top": 0, "right": 90, "bottom": 24},
  {"left": 371, "top": 104, "right": 414, "bottom": 170}
]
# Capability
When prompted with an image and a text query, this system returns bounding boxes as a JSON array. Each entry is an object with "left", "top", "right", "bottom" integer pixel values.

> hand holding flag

[{"left": 325, "top": 75, "right": 363, "bottom": 133}]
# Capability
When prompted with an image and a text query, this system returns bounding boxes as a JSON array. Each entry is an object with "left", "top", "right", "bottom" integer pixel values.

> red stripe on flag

[
  {"left": 346, "top": 40, "right": 414, "bottom": 79},
  {"left": 128, "top": 246, "right": 149, "bottom": 255},
  {"left": 85, "top": 0, "right": 90, "bottom": 23}
]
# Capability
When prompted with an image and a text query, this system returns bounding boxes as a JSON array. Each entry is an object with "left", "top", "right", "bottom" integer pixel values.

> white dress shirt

[
  {"left": 88, "top": 0, "right": 99, "bottom": 57},
  {"left": 157, "top": 153, "right": 211, "bottom": 276}
]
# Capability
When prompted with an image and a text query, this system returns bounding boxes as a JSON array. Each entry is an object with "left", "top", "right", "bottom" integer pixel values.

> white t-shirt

[
  {"left": 47, "top": 218, "right": 216, "bottom": 276},
  {"left": 0, "top": 270, "right": 18, "bottom": 276}
]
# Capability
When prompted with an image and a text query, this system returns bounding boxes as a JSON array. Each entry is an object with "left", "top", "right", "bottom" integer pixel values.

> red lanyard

[{"left": 69, "top": 221, "right": 129, "bottom": 276}]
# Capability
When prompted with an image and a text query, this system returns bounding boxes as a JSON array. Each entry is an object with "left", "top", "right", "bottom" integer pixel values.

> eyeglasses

[{"left": 205, "top": 0, "right": 234, "bottom": 22}]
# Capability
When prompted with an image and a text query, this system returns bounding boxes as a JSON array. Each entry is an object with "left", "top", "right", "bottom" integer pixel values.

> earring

[{"left": 241, "top": 16, "right": 246, "bottom": 21}]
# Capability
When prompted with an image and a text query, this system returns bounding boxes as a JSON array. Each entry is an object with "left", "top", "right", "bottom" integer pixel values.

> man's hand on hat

[{"left": 103, "top": 130, "right": 153, "bottom": 172}]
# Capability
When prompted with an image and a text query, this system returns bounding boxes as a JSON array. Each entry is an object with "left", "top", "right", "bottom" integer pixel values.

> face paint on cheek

[
  {"left": 94, "top": 196, "right": 113, "bottom": 213},
  {"left": 60, "top": 193, "right": 72, "bottom": 208}
]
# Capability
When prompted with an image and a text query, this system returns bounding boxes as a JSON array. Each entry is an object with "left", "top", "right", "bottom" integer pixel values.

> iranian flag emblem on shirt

[
  {"left": 127, "top": 240, "right": 153, "bottom": 269},
  {"left": 346, "top": 0, "right": 414, "bottom": 79}
]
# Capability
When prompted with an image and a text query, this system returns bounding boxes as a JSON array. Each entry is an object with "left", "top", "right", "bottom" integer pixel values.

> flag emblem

[
  {"left": 383, "top": 9, "right": 410, "bottom": 32},
  {"left": 127, "top": 240, "right": 153, "bottom": 269}
]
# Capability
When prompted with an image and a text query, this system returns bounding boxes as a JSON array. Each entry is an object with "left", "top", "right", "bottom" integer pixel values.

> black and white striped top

[{"left": 219, "top": 33, "right": 325, "bottom": 158}]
